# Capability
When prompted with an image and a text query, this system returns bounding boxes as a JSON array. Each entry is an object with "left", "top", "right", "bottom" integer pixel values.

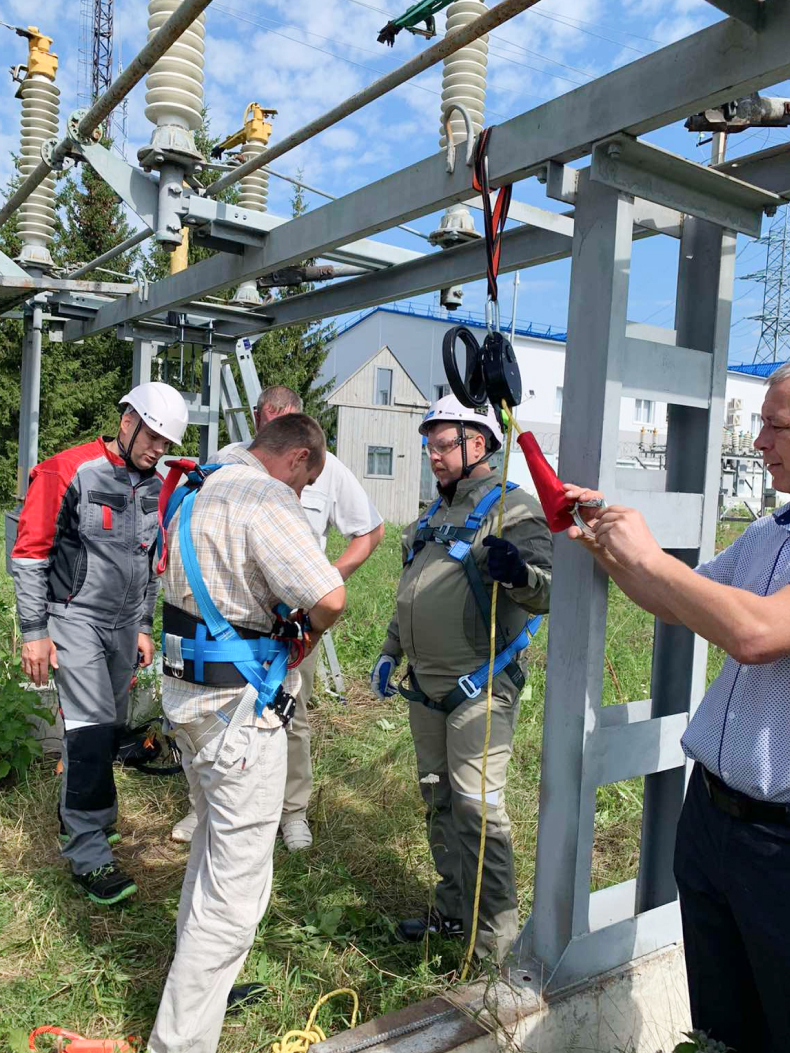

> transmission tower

[
  {"left": 78, "top": 0, "right": 126, "bottom": 154},
  {"left": 743, "top": 206, "right": 790, "bottom": 364}
]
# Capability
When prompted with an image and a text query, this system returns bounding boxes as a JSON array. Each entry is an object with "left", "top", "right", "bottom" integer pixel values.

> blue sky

[{"left": 1, "top": 0, "right": 788, "bottom": 364}]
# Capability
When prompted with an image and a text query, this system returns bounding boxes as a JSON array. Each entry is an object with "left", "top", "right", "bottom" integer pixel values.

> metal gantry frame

[{"left": 3, "top": 0, "right": 790, "bottom": 994}]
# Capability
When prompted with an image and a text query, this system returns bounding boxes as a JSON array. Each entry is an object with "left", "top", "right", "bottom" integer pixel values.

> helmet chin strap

[
  {"left": 116, "top": 415, "right": 143, "bottom": 471},
  {"left": 458, "top": 424, "right": 494, "bottom": 479}
]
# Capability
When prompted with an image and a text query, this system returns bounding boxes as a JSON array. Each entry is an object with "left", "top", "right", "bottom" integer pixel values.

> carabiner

[{"left": 485, "top": 298, "right": 500, "bottom": 336}]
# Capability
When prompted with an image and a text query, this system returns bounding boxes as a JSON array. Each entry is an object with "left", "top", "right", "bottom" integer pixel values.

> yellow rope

[
  {"left": 459, "top": 401, "right": 515, "bottom": 981},
  {"left": 272, "top": 989, "right": 359, "bottom": 1053}
]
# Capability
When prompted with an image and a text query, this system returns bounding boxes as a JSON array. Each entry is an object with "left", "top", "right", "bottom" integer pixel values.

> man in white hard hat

[
  {"left": 370, "top": 394, "right": 552, "bottom": 961},
  {"left": 11, "top": 382, "right": 189, "bottom": 905}
]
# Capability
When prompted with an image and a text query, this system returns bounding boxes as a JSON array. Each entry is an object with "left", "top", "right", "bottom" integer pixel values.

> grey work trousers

[
  {"left": 50, "top": 609, "right": 138, "bottom": 875},
  {"left": 409, "top": 691, "right": 520, "bottom": 962},
  {"left": 148, "top": 721, "right": 286, "bottom": 1053},
  {"left": 281, "top": 644, "right": 320, "bottom": 824}
]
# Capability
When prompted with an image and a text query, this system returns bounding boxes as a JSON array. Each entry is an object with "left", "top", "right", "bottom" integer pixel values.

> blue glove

[
  {"left": 482, "top": 535, "right": 529, "bottom": 588},
  {"left": 371, "top": 654, "right": 398, "bottom": 699}
]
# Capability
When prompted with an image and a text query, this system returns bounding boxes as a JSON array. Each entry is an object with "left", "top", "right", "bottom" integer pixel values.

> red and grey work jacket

[{"left": 10, "top": 437, "right": 162, "bottom": 642}]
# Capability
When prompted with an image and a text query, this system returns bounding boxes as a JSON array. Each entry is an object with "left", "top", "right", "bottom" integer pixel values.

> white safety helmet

[
  {"left": 419, "top": 393, "right": 503, "bottom": 452},
  {"left": 119, "top": 382, "right": 189, "bottom": 445}
]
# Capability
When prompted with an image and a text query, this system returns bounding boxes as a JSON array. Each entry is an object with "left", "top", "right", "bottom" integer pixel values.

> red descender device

[{"left": 28, "top": 1027, "right": 138, "bottom": 1052}]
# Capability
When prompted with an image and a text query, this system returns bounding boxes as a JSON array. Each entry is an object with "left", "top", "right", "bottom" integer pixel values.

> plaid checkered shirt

[{"left": 161, "top": 447, "right": 343, "bottom": 728}]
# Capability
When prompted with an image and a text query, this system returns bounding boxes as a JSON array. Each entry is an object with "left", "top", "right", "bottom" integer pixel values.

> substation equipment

[{"left": 4, "top": 0, "right": 790, "bottom": 1008}]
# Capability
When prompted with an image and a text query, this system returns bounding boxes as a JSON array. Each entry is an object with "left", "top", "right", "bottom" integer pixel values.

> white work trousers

[{"left": 148, "top": 722, "right": 287, "bottom": 1053}]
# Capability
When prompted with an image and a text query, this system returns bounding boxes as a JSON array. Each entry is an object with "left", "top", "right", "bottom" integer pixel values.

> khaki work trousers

[
  {"left": 148, "top": 722, "right": 286, "bottom": 1053},
  {"left": 281, "top": 644, "right": 320, "bottom": 823},
  {"left": 409, "top": 692, "right": 520, "bottom": 962}
]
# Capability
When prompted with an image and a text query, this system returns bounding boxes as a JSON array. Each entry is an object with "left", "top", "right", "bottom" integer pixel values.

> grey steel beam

[
  {"left": 703, "top": 0, "right": 764, "bottom": 30},
  {"left": 69, "top": 0, "right": 790, "bottom": 339},
  {"left": 17, "top": 302, "right": 44, "bottom": 499},
  {"left": 75, "top": 142, "right": 159, "bottom": 231},
  {"left": 588, "top": 713, "right": 688, "bottom": 786},
  {"left": 221, "top": 225, "right": 570, "bottom": 339},
  {"left": 183, "top": 195, "right": 424, "bottom": 270},
  {"left": 620, "top": 337, "right": 713, "bottom": 408},
  {"left": 0, "top": 248, "right": 30, "bottom": 278},
  {"left": 131, "top": 337, "right": 155, "bottom": 387},
  {"left": 635, "top": 218, "right": 737, "bottom": 916},
  {"left": 591, "top": 135, "right": 781, "bottom": 237},
  {"left": 530, "top": 173, "right": 635, "bottom": 970},
  {"left": 716, "top": 140, "right": 790, "bottom": 194}
]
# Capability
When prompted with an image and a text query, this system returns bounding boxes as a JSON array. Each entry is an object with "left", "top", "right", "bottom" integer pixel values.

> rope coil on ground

[{"left": 272, "top": 988, "right": 360, "bottom": 1053}]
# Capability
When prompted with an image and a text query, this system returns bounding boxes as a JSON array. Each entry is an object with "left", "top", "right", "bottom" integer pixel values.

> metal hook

[
  {"left": 442, "top": 103, "right": 475, "bottom": 174},
  {"left": 485, "top": 298, "right": 500, "bottom": 336}
]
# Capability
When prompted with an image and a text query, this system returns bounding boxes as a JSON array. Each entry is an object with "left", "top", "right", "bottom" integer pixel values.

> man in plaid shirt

[{"left": 147, "top": 414, "right": 346, "bottom": 1053}]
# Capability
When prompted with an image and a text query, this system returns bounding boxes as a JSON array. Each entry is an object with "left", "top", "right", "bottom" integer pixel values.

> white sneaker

[
  {"left": 171, "top": 809, "right": 198, "bottom": 843},
  {"left": 281, "top": 819, "right": 313, "bottom": 852}
]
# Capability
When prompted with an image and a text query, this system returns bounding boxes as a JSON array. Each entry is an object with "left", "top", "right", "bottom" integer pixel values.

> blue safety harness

[
  {"left": 159, "top": 464, "right": 291, "bottom": 721},
  {"left": 401, "top": 482, "right": 542, "bottom": 711}
]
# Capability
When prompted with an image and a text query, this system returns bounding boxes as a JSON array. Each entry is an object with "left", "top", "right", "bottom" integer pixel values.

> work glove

[
  {"left": 482, "top": 535, "right": 530, "bottom": 588},
  {"left": 371, "top": 654, "right": 398, "bottom": 699}
]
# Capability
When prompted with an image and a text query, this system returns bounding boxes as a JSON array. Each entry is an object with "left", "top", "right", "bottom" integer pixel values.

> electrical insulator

[
  {"left": 17, "top": 29, "right": 60, "bottom": 270},
  {"left": 430, "top": 0, "right": 488, "bottom": 309},
  {"left": 439, "top": 0, "right": 488, "bottom": 150},
  {"left": 143, "top": 0, "right": 205, "bottom": 131},
  {"left": 139, "top": 0, "right": 206, "bottom": 247},
  {"left": 230, "top": 104, "right": 275, "bottom": 306}
]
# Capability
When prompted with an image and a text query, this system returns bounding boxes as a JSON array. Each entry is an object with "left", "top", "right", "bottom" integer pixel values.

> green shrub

[{"left": 0, "top": 592, "right": 54, "bottom": 781}]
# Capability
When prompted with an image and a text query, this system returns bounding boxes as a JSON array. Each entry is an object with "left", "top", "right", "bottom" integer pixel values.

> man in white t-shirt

[{"left": 171, "top": 385, "right": 384, "bottom": 851}]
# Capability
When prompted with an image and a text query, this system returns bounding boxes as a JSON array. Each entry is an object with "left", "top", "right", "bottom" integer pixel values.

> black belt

[
  {"left": 702, "top": 767, "right": 790, "bottom": 826},
  {"left": 162, "top": 602, "right": 271, "bottom": 687},
  {"left": 397, "top": 663, "right": 523, "bottom": 715}
]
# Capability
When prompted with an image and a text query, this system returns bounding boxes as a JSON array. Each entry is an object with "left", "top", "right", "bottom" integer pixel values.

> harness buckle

[
  {"left": 164, "top": 633, "right": 184, "bottom": 678},
  {"left": 457, "top": 674, "right": 482, "bottom": 700}
]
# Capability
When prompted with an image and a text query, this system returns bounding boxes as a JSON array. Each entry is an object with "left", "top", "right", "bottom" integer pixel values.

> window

[
  {"left": 375, "top": 367, "right": 393, "bottom": 406},
  {"left": 434, "top": 383, "right": 451, "bottom": 401},
  {"left": 554, "top": 386, "right": 563, "bottom": 415},
  {"left": 751, "top": 412, "right": 762, "bottom": 435},
  {"left": 367, "top": 445, "right": 393, "bottom": 477},
  {"left": 634, "top": 398, "right": 655, "bottom": 424}
]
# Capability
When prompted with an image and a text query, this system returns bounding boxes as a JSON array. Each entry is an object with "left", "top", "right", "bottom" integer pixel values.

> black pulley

[
  {"left": 442, "top": 324, "right": 522, "bottom": 413},
  {"left": 442, "top": 325, "right": 487, "bottom": 407},
  {"left": 481, "top": 331, "right": 522, "bottom": 409}
]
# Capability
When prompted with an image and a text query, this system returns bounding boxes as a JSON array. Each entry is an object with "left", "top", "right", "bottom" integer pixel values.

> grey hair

[
  {"left": 256, "top": 384, "right": 303, "bottom": 413},
  {"left": 767, "top": 363, "right": 790, "bottom": 388},
  {"left": 250, "top": 412, "right": 325, "bottom": 469}
]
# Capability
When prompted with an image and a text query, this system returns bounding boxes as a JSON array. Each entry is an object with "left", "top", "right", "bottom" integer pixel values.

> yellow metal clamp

[
  {"left": 214, "top": 102, "right": 278, "bottom": 154},
  {"left": 24, "top": 26, "right": 58, "bottom": 81}
]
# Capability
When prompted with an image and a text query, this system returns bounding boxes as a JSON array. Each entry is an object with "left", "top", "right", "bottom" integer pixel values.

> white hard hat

[
  {"left": 119, "top": 382, "right": 189, "bottom": 445},
  {"left": 419, "top": 393, "right": 503, "bottom": 452}
]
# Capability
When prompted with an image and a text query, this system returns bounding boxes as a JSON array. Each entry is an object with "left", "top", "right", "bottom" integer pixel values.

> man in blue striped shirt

[{"left": 566, "top": 363, "right": 790, "bottom": 1053}]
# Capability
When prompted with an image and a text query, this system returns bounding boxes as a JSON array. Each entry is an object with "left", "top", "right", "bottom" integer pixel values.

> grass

[{"left": 0, "top": 519, "right": 741, "bottom": 1051}]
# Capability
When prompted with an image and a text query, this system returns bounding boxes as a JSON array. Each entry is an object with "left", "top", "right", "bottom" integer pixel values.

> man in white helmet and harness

[
  {"left": 11, "top": 382, "right": 189, "bottom": 905},
  {"left": 371, "top": 394, "right": 552, "bottom": 961}
]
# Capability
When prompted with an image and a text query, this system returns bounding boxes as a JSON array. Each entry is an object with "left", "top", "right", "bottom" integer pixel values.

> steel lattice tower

[
  {"left": 744, "top": 206, "right": 790, "bottom": 364},
  {"left": 78, "top": 0, "right": 126, "bottom": 153}
]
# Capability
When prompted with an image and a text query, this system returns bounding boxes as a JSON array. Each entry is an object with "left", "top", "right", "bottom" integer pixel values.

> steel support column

[
  {"left": 17, "top": 301, "right": 44, "bottom": 499},
  {"left": 636, "top": 218, "right": 736, "bottom": 912},
  {"left": 131, "top": 335, "right": 156, "bottom": 387},
  {"left": 527, "top": 173, "right": 634, "bottom": 977}
]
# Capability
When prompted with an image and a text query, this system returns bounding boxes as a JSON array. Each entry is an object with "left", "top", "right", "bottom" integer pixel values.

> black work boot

[
  {"left": 226, "top": 983, "right": 267, "bottom": 1016},
  {"left": 73, "top": 863, "right": 137, "bottom": 905},
  {"left": 396, "top": 908, "right": 463, "bottom": 942}
]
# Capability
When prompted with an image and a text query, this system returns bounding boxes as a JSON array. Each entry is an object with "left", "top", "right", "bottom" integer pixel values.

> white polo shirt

[{"left": 210, "top": 443, "right": 383, "bottom": 550}]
